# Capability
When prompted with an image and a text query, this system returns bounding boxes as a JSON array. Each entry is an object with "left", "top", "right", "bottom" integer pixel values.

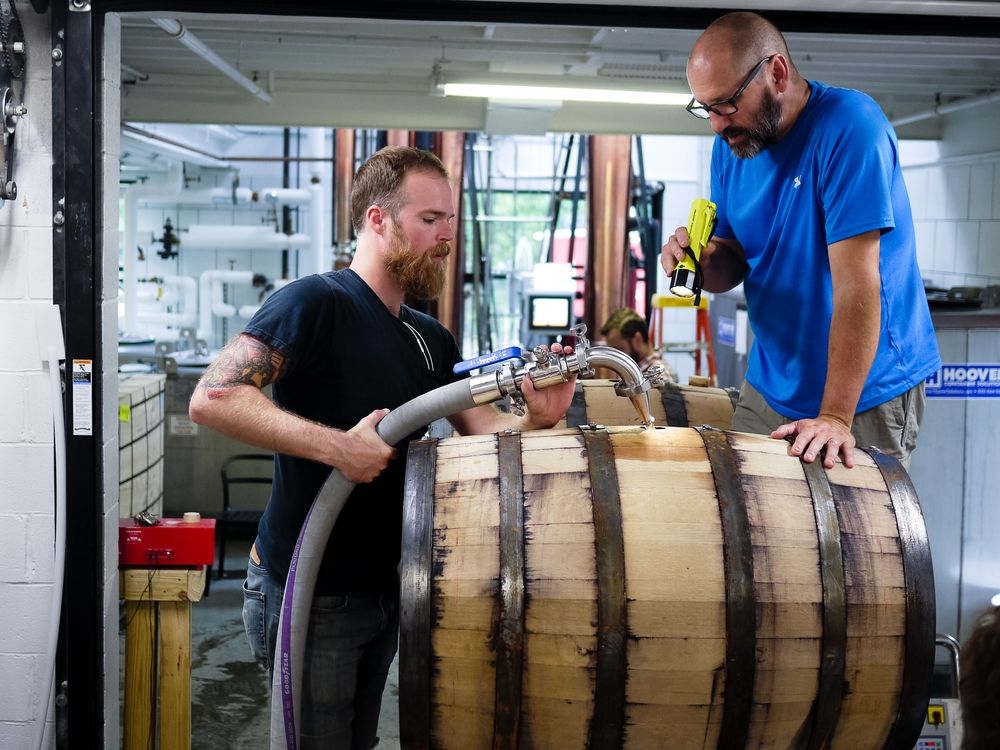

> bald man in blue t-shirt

[{"left": 661, "top": 12, "right": 939, "bottom": 470}]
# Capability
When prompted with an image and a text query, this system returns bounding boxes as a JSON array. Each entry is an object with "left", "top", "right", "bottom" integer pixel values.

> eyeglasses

[{"left": 686, "top": 55, "right": 775, "bottom": 119}]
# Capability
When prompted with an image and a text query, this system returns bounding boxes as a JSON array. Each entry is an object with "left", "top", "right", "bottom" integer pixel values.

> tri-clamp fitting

[{"left": 466, "top": 324, "right": 658, "bottom": 427}]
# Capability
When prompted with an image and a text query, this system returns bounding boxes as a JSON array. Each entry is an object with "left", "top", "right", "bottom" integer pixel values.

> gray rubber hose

[{"left": 269, "top": 379, "right": 477, "bottom": 750}]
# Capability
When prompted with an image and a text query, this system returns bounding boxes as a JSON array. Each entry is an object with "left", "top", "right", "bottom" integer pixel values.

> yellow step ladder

[{"left": 649, "top": 293, "right": 716, "bottom": 385}]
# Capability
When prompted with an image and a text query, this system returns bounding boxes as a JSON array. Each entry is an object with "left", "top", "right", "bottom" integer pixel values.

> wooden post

[
  {"left": 437, "top": 130, "right": 466, "bottom": 338},
  {"left": 121, "top": 568, "right": 205, "bottom": 750},
  {"left": 123, "top": 600, "right": 154, "bottom": 750},
  {"left": 159, "top": 601, "right": 192, "bottom": 748}
]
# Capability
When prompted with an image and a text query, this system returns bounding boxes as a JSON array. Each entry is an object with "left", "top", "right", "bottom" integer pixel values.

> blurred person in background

[
  {"left": 960, "top": 605, "right": 1000, "bottom": 749},
  {"left": 600, "top": 307, "right": 678, "bottom": 383}
]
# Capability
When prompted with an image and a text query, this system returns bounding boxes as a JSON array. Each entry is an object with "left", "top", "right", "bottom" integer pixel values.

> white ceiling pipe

[
  {"left": 259, "top": 187, "right": 312, "bottom": 206},
  {"left": 139, "top": 186, "right": 254, "bottom": 206},
  {"left": 121, "top": 126, "right": 232, "bottom": 169},
  {"left": 890, "top": 89, "right": 1000, "bottom": 127},
  {"left": 198, "top": 270, "right": 255, "bottom": 341},
  {"left": 132, "top": 287, "right": 165, "bottom": 303},
  {"left": 140, "top": 185, "right": 314, "bottom": 208},
  {"left": 122, "top": 163, "right": 184, "bottom": 338},
  {"left": 135, "top": 278, "right": 189, "bottom": 307},
  {"left": 207, "top": 124, "right": 243, "bottom": 141},
  {"left": 181, "top": 225, "right": 311, "bottom": 251},
  {"left": 152, "top": 18, "right": 273, "bottom": 104},
  {"left": 135, "top": 275, "right": 198, "bottom": 327}
]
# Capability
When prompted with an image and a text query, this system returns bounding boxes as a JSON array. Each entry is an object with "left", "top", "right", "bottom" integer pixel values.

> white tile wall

[
  {"left": 969, "top": 163, "right": 993, "bottom": 221},
  {"left": 979, "top": 221, "right": 1000, "bottom": 277},
  {"left": 905, "top": 152, "right": 1000, "bottom": 290}
]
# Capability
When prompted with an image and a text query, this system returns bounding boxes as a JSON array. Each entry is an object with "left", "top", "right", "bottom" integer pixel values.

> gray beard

[{"left": 725, "top": 89, "right": 782, "bottom": 159}]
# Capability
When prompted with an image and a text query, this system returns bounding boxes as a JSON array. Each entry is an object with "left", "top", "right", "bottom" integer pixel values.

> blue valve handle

[{"left": 453, "top": 346, "right": 524, "bottom": 375}]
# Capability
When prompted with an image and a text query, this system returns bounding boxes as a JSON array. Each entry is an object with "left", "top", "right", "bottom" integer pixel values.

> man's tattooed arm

[
  {"left": 197, "top": 335, "right": 286, "bottom": 397},
  {"left": 189, "top": 333, "right": 394, "bottom": 477}
]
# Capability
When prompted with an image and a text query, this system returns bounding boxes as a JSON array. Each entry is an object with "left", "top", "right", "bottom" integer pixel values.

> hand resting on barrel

[{"left": 771, "top": 413, "right": 856, "bottom": 469}]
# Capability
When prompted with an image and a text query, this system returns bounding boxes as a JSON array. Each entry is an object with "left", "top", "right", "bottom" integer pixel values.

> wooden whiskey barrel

[
  {"left": 559, "top": 379, "right": 738, "bottom": 430},
  {"left": 399, "top": 426, "right": 933, "bottom": 750}
]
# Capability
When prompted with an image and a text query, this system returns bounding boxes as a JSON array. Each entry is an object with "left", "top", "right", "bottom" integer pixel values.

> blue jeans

[{"left": 242, "top": 549, "right": 399, "bottom": 750}]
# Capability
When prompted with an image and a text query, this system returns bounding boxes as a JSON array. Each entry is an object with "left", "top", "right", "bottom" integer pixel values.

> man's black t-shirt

[{"left": 245, "top": 269, "right": 462, "bottom": 595}]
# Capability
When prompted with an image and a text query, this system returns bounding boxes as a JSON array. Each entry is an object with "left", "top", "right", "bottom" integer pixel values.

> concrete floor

[{"left": 122, "top": 534, "right": 402, "bottom": 750}]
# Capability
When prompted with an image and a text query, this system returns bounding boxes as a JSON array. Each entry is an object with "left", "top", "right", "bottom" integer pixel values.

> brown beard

[
  {"left": 723, "top": 87, "right": 782, "bottom": 159},
  {"left": 383, "top": 228, "right": 450, "bottom": 300}
]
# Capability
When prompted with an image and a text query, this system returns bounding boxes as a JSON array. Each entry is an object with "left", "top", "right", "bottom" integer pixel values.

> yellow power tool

[{"left": 669, "top": 197, "right": 717, "bottom": 306}]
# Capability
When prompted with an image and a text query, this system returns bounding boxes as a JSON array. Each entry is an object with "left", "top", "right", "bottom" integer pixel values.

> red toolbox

[{"left": 118, "top": 517, "right": 216, "bottom": 567}]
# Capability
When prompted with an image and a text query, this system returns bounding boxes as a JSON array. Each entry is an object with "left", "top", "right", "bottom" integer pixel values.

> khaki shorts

[{"left": 732, "top": 381, "right": 926, "bottom": 469}]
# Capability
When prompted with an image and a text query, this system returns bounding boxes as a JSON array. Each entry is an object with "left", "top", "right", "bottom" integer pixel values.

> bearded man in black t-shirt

[{"left": 189, "top": 146, "right": 576, "bottom": 749}]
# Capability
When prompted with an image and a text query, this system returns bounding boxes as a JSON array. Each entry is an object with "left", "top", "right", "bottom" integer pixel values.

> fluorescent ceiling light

[
  {"left": 433, "top": 70, "right": 689, "bottom": 107},
  {"left": 442, "top": 83, "right": 689, "bottom": 106}
]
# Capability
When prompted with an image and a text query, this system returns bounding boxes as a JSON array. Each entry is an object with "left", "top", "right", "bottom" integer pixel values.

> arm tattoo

[{"left": 198, "top": 335, "right": 286, "bottom": 395}]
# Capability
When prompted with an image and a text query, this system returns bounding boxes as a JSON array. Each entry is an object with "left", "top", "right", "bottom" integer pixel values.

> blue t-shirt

[
  {"left": 245, "top": 269, "right": 462, "bottom": 595},
  {"left": 711, "top": 80, "right": 940, "bottom": 418}
]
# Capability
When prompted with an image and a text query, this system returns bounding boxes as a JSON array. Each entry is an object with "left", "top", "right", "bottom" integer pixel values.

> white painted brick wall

[
  {"left": 0, "top": 654, "right": 39, "bottom": 721},
  {"left": 0, "top": 516, "right": 28, "bottom": 581},
  {"left": 0, "top": 373, "right": 26, "bottom": 441},
  {"left": 102, "top": 14, "right": 122, "bottom": 749},
  {"left": 26, "top": 513, "right": 55, "bottom": 582},
  {"left": 0, "top": 445, "right": 54, "bottom": 513},
  {"left": 0, "top": 583, "right": 53, "bottom": 654},
  {"left": 0, "top": 2, "right": 58, "bottom": 746}
]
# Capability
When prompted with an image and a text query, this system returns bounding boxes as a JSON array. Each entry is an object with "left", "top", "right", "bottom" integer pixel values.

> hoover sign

[{"left": 925, "top": 363, "right": 1000, "bottom": 399}]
